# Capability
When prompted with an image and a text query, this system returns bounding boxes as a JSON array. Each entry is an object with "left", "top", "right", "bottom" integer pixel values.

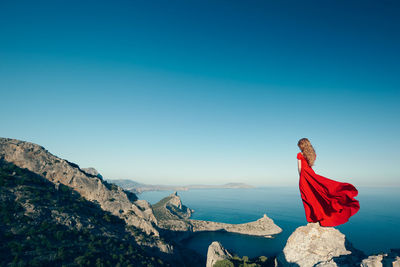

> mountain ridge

[
  {"left": 111, "top": 179, "right": 254, "bottom": 194},
  {"left": 0, "top": 137, "right": 168, "bottom": 251}
]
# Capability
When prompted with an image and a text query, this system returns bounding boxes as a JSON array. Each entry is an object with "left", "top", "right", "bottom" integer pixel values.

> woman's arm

[{"left": 298, "top": 159, "right": 301, "bottom": 175}]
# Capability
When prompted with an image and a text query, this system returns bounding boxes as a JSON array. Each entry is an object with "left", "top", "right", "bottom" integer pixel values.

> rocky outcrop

[
  {"left": 0, "top": 138, "right": 172, "bottom": 253},
  {"left": 152, "top": 192, "right": 194, "bottom": 233},
  {"left": 167, "top": 191, "right": 193, "bottom": 219},
  {"left": 361, "top": 255, "right": 385, "bottom": 267},
  {"left": 206, "top": 241, "right": 233, "bottom": 267},
  {"left": 153, "top": 192, "right": 282, "bottom": 238},
  {"left": 191, "top": 214, "right": 282, "bottom": 237},
  {"left": 360, "top": 250, "right": 400, "bottom": 267},
  {"left": 277, "top": 223, "right": 364, "bottom": 267}
]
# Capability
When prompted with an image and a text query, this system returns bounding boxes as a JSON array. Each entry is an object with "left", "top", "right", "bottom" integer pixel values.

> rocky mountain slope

[
  {"left": 0, "top": 159, "right": 169, "bottom": 266},
  {"left": 0, "top": 138, "right": 169, "bottom": 253},
  {"left": 0, "top": 138, "right": 207, "bottom": 266}
]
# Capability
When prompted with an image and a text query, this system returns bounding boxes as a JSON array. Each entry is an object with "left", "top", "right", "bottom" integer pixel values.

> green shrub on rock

[{"left": 214, "top": 259, "right": 235, "bottom": 267}]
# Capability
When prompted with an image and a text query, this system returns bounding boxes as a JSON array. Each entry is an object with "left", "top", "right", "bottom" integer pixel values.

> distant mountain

[
  {"left": 187, "top": 183, "right": 254, "bottom": 189},
  {"left": 111, "top": 179, "right": 254, "bottom": 194}
]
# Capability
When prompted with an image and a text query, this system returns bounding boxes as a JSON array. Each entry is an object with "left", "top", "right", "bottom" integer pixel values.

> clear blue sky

[{"left": 1, "top": 0, "right": 399, "bottom": 186}]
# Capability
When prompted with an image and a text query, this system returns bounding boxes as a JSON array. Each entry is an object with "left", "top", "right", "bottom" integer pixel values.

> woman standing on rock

[{"left": 297, "top": 138, "right": 360, "bottom": 227}]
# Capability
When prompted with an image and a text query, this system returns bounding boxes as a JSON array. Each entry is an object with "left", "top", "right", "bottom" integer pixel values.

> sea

[{"left": 139, "top": 187, "right": 400, "bottom": 258}]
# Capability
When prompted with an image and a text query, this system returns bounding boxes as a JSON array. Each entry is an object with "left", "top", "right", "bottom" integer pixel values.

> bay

[{"left": 139, "top": 187, "right": 400, "bottom": 258}]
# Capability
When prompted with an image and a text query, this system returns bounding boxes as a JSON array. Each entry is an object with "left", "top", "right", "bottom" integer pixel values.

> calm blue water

[{"left": 139, "top": 187, "right": 400, "bottom": 258}]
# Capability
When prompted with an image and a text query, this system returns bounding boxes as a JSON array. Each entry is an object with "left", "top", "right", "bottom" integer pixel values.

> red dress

[{"left": 297, "top": 152, "right": 360, "bottom": 227}]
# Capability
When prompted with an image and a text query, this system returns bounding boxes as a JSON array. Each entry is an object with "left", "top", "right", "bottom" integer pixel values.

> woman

[{"left": 297, "top": 138, "right": 360, "bottom": 227}]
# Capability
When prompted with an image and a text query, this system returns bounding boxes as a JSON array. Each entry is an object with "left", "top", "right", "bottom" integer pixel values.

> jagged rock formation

[
  {"left": 152, "top": 192, "right": 195, "bottom": 233},
  {"left": 206, "top": 241, "right": 233, "bottom": 267},
  {"left": 277, "top": 223, "right": 364, "bottom": 267},
  {"left": 0, "top": 138, "right": 171, "bottom": 253},
  {"left": 153, "top": 192, "right": 193, "bottom": 221},
  {"left": 153, "top": 192, "right": 282, "bottom": 238}
]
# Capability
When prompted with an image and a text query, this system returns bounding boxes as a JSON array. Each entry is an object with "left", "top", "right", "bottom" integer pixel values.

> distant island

[{"left": 109, "top": 179, "right": 254, "bottom": 194}]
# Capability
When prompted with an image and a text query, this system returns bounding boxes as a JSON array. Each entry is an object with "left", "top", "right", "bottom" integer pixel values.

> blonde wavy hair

[{"left": 297, "top": 138, "right": 316, "bottom": 166}]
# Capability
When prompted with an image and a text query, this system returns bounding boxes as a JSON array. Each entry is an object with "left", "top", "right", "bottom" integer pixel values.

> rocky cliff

[
  {"left": 0, "top": 159, "right": 173, "bottom": 266},
  {"left": 0, "top": 138, "right": 170, "bottom": 253}
]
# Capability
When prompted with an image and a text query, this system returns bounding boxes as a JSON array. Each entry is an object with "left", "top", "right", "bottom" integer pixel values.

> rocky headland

[{"left": 152, "top": 191, "right": 282, "bottom": 240}]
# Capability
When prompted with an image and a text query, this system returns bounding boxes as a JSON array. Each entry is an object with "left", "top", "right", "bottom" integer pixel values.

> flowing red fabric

[{"left": 297, "top": 152, "right": 360, "bottom": 227}]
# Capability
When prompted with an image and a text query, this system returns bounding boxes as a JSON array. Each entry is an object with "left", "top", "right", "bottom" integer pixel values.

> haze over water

[{"left": 140, "top": 187, "right": 400, "bottom": 258}]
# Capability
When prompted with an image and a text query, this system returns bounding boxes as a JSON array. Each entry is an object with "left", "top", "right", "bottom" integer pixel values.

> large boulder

[
  {"left": 206, "top": 241, "right": 233, "bottom": 267},
  {"left": 277, "top": 223, "right": 364, "bottom": 267}
]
